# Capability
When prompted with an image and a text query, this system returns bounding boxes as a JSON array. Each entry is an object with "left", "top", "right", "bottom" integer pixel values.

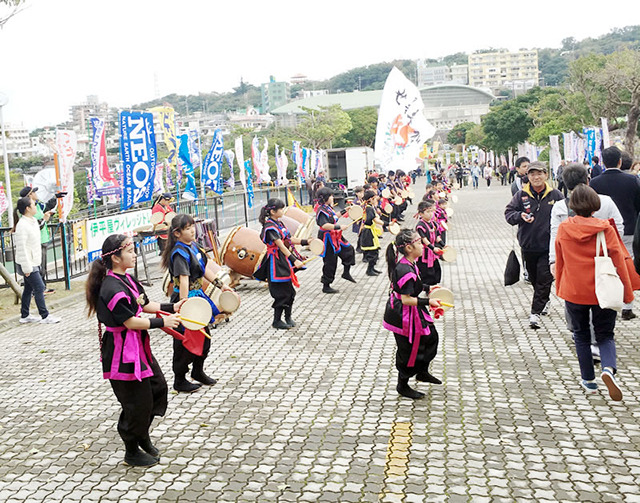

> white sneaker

[
  {"left": 541, "top": 301, "right": 550, "bottom": 316},
  {"left": 40, "top": 315, "right": 61, "bottom": 324},
  {"left": 529, "top": 314, "right": 541, "bottom": 329},
  {"left": 19, "top": 314, "right": 41, "bottom": 324}
]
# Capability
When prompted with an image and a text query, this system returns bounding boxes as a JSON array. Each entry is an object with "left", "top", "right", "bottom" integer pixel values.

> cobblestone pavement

[{"left": 1, "top": 182, "right": 640, "bottom": 503}]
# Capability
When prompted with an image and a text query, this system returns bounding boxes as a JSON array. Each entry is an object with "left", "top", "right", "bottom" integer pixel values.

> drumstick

[
  {"left": 179, "top": 315, "right": 208, "bottom": 326},
  {"left": 438, "top": 302, "right": 454, "bottom": 308},
  {"left": 301, "top": 256, "right": 319, "bottom": 265}
]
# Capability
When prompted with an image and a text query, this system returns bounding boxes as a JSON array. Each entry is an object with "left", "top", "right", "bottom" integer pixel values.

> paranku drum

[
  {"left": 220, "top": 226, "right": 267, "bottom": 278},
  {"left": 283, "top": 206, "right": 313, "bottom": 240}
]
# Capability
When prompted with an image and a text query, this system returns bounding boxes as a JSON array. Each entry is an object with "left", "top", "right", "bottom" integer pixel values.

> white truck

[{"left": 323, "top": 147, "right": 374, "bottom": 190}]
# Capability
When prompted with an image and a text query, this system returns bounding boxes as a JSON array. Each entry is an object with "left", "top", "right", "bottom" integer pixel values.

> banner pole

[{"left": 53, "top": 152, "right": 71, "bottom": 291}]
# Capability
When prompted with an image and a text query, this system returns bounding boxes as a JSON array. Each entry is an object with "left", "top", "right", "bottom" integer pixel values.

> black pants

[
  {"left": 395, "top": 325, "right": 439, "bottom": 379},
  {"left": 322, "top": 243, "right": 356, "bottom": 285},
  {"left": 363, "top": 248, "right": 379, "bottom": 265},
  {"left": 417, "top": 259, "right": 441, "bottom": 288},
  {"left": 522, "top": 251, "right": 553, "bottom": 314},
  {"left": 269, "top": 280, "right": 296, "bottom": 309},
  {"left": 109, "top": 358, "right": 168, "bottom": 443},
  {"left": 173, "top": 332, "right": 211, "bottom": 378},
  {"left": 40, "top": 243, "right": 48, "bottom": 283}
]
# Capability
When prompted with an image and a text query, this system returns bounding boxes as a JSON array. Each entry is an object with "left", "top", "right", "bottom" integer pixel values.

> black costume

[
  {"left": 360, "top": 204, "right": 381, "bottom": 272},
  {"left": 97, "top": 271, "right": 167, "bottom": 447},
  {"left": 168, "top": 241, "right": 213, "bottom": 388},
  {"left": 415, "top": 217, "right": 442, "bottom": 288},
  {"left": 316, "top": 203, "right": 355, "bottom": 287},
  {"left": 383, "top": 257, "right": 439, "bottom": 379}
]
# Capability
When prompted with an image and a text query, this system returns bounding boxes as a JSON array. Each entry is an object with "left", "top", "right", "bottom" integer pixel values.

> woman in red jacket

[{"left": 555, "top": 184, "right": 633, "bottom": 401}]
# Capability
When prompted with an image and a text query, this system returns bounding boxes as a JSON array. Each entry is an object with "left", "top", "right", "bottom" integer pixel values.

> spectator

[
  {"left": 19, "top": 186, "right": 58, "bottom": 294},
  {"left": 620, "top": 151, "right": 633, "bottom": 172},
  {"left": 511, "top": 156, "right": 530, "bottom": 195},
  {"left": 555, "top": 184, "right": 632, "bottom": 401},
  {"left": 590, "top": 146, "right": 640, "bottom": 320},
  {"left": 470, "top": 162, "right": 481, "bottom": 189},
  {"left": 508, "top": 164, "right": 516, "bottom": 184},
  {"left": 13, "top": 196, "right": 61, "bottom": 324},
  {"left": 591, "top": 156, "right": 603, "bottom": 178},
  {"left": 499, "top": 164, "right": 509, "bottom": 186},
  {"left": 505, "top": 161, "right": 563, "bottom": 329},
  {"left": 556, "top": 161, "right": 567, "bottom": 197},
  {"left": 483, "top": 163, "right": 493, "bottom": 188}
]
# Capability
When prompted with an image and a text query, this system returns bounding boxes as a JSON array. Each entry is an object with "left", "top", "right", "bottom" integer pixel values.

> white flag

[
  {"left": 55, "top": 129, "right": 77, "bottom": 222},
  {"left": 601, "top": 118, "right": 611, "bottom": 149},
  {"left": 260, "top": 138, "right": 271, "bottom": 183},
  {"left": 235, "top": 136, "right": 246, "bottom": 190},
  {"left": 375, "top": 67, "right": 435, "bottom": 171},
  {"left": 549, "top": 135, "right": 562, "bottom": 176}
]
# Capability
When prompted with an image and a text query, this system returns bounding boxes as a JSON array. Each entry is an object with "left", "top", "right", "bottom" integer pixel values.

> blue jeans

[
  {"left": 472, "top": 176, "right": 479, "bottom": 188},
  {"left": 20, "top": 267, "right": 49, "bottom": 319},
  {"left": 565, "top": 301, "right": 616, "bottom": 380}
]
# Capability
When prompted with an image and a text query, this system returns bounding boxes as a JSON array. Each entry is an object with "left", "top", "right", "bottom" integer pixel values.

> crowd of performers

[{"left": 85, "top": 169, "right": 457, "bottom": 467}]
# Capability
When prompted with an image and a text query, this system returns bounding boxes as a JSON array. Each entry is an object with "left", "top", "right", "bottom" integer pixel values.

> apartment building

[{"left": 468, "top": 49, "right": 539, "bottom": 91}]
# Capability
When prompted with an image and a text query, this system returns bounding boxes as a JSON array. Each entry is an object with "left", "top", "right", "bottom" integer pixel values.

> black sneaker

[
  {"left": 44, "top": 288, "right": 55, "bottom": 295},
  {"left": 621, "top": 309, "right": 637, "bottom": 320},
  {"left": 173, "top": 380, "right": 202, "bottom": 393},
  {"left": 322, "top": 285, "right": 339, "bottom": 294}
]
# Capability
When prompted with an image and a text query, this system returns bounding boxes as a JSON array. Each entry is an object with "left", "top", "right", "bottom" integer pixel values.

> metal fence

[{"left": 0, "top": 186, "right": 311, "bottom": 288}]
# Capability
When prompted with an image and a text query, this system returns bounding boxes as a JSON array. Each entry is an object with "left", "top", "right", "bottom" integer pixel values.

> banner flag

[
  {"left": 549, "top": 135, "right": 562, "bottom": 176},
  {"left": 54, "top": 129, "right": 77, "bottom": 221},
  {"left": 235, "top": 137, "right": 246, "bottom": 190},
  {"left": 302, "top": 148, "right": 311, "bottom": 179},
  {"left": 178, "top": 134, "right": 197, "bottom": 200},
  {"left": 275, "top": 144, "right": 288, "bottom": 186},
  {"left": 0, "top": 182, "right": 8, "bottom": 218},
  {"left": 601, "top": 118, "right": 611, "bottom": 149},
  {"left": 260, "top": 138, "right": 271, "bottom": 183},
  {"left": 89, "top": 117, "right": 119, "bottom": 198},
  {"left": 188, "top": 129, "right": 202, "bottom": 169},
  {"left": 149, "top": 106, "right": 177, "bottom": 167},
  {"left": 562, "top": 133, "right": 572, "bottom": 161},
  {"left": 225, "top": 151, "right": 235, "bottom": 188},
  {"left": 202, "top": 128, "right": 224, "bottom": 194},
  {"left": 245, "top": 160, "right": 254, "bottom": 208},
  {"left": 445, "top": 152, "right": 451, "bottom": 164},
  {"left": 454, "top": 152, "right": 460, "bottom": 162},
  {"left": 292, "top": 141, "right": 304, "bottom": 180},
  {"left": 164, "top": 159, "right": 174, "bottom": 189},
  {"left": 374, "top": 67, "right": 435, "bottom": 170},
  {"left": 119, "top": 111, "right": 157, "bottom": 210},
  {"left": 251, "top": 136, "right": 261, "bottom": 184},
  {"left": 287, "top": 187, "right": 301, "bottom": 209},
  {"left": 154, "top": 162, "right": 165, "bottom": 194},
  {"left": 584, "top": 127, "right": 597, "bottom": 164}
]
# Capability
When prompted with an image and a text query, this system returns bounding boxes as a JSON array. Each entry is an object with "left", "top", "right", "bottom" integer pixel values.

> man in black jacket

[
  {"left": 505, "top": 162, "right": 564, "bottom": 329},
  {"left": 510, "top": 156, "right": 530, "bottom": 195},
  {"left": 591, "top": 156, "right": 603, "bottom": 178},
  {"left": 590, "top": 146, "right": 640, "bottom": 320}
]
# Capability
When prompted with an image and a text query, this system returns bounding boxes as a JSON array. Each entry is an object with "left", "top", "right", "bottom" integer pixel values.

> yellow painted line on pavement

[{"left": 379, "top": 421, "right": 413, "bottom": 501}]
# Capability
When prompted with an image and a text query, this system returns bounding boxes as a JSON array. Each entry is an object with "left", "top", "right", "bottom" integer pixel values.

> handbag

[
  {"left": 595, "top": 231, "right": 624, "bottom": 311},
  {"left": 504, "top": 250, "right": 520, "bottom": 286}
]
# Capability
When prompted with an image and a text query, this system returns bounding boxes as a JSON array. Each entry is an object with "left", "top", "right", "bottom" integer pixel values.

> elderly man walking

[
  {"left": 590, "top": 146, "right": 640, "bottom": 320},
  {"left": 505, "top": 161, "right": 564, "bottom": 329}
]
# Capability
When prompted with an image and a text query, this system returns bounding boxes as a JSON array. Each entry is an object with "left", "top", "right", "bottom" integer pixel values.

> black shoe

[
  {"left": 372, "top": 268, "right": 382, "bottom": 274},
  {"left": 322, "top": 284, "right": 339, "bottom": 294},
  {"left": 416, "top": 372, "right": 442, "bottom": 384},
  {"left": 284, "top": 308, "right": 295, "bottom": 327},
  {"left": 139, "top": 438, "right": 160, "bottom": 457},
  {"left": 124, "top": 442, "right": 159, "bottom": 467},
  {"left": 272, "top": 318, "right": 290, "bottom": 329},
  {"left": 44, "top": 288, "right": 55, "bottom": 295},
  {"left": 621, "top": 309, "right": 637, "bottom": 320},
  {"left": 191, "top": 372, "right": 217, "bottom": 386},
  {"left": 342, "top": 272, "right": 357, "bottom": 283},
  {"left": 366, "top": 269, "right": 378, "bottom": 276},
  {"left": 396, "top": 379, "right": 425, "bottom": 399},
  {"left": 173, "top": 379, "right": 202, "bottom": 393}
]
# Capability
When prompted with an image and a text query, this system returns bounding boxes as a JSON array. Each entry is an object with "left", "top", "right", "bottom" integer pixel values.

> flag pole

[{"left": 53, "top": 151, "right": 71, "bottom": 291}]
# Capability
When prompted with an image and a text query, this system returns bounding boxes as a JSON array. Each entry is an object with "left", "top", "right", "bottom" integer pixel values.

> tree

[
  {"left": 528, "top": 89, "right": 593, "bottom": 145},
  {"left": 337, "top": 107, "right": 377, "bottom": 147},
  {"left": 481, "top": 99, "right": 533, "bottom": 154},
  {"left": 0, "top": 0, "right": 25, "bottom": 28},
  {"left": 465, "top": 124, "right": 487, "bottom": 150},
  {"left": 571, "top": 49, "right": 640, "bottom": 156},
  {"left": 446, "top": 122, "right": 476, "bottom": 145},
  {"left": 294, "top": 105, "right": 352, "bottom": 149}
]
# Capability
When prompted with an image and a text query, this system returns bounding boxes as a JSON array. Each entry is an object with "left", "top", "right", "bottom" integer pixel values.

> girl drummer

[
  {"left": 315, "top": 187, "right": 357, "bottom": 294},
  {"left": 360, "top": 189, "right": 383, "bottom": 276},
  {"left": 161, "top": 213, "right": 223, "bottom": 393},
  {"left": 415, "top": 200, "right": 444, "bottom": 290},
  {"left": 254, "top": 198, "right": 308, "bottom": 329},
  {"left": 383, "top": 229, "right": 443, "bottom": 399},
  {"left": 86, "top": 234, "right": 183, "bottom": 467}
]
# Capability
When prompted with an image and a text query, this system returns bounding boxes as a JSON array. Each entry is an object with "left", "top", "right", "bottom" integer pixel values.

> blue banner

[
  {"left": 584, "top": 127, "right": 597, "bottom": 164},
  {"left": 225, "top": 151, "right": 235, "bottom": 188},
  {"left": 119, "top": 111, "right": 157, "bottom": 210},
  {"left": 202, "top": 128, "right": 224, "bottom": 194},
  {"left": 245, "top": 160, "right": 254, "bottom": 208},
  {"left": 188, "top": 129, "right": 202, "bottom": 169},
  {"left": 179, "top": 134, "right": 198, "bottom": 199}
]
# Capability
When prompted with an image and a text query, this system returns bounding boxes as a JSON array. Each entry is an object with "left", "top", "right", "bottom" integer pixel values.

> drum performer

[
  {"left": 86, "top": 234, "right": 184, "bottom": 466},
  {"left": 151, "top": 193, "right": 174, "bottom": 252},
  {"left": 415, "top": 200, "right": 444, "bottom": 290},
  {"left": 161, "top": 214, "right": 225, "bottom": 392},
  {"left": 254, "top": 198, "right": 308, "bottom": 329},
  {"left": 383, "top": 229, "right": 443, "bottom": 399},
  {"left": 360, "top": 190, "right": 383, "bottom": 276},
  {"left": 315, "top": 187, "right": 357, "bottom": 294}
]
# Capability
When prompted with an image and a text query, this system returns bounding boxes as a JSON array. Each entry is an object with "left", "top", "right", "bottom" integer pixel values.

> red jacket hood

[{"left": 559, "top": 216, "right": 613, "bottom": 243}]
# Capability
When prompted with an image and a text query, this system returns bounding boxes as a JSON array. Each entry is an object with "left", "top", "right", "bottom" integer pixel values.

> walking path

[{"left": 1, "top": 183, "right": 639, "bottom": 502}]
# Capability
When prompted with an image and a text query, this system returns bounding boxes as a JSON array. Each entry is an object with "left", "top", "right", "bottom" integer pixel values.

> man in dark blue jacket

[
  {"left": 506, "top": 162, "right": 564, "bottom": 329},
  {"left": 590, "top": 146, "right": 640, "bottom": 320},
  {"left": 590, "top": 156, "right": 603, "bottom": 178}
]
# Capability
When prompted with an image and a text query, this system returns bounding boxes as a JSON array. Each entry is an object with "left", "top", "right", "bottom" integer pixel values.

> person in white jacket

[{"left": 13, "top": 197, "right": 60, "bottom": 324}]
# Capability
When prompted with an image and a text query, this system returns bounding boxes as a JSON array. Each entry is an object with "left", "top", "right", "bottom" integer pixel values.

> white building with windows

[
  {"left": 468, "top": 49, "right": 539, "bottom": 92},
  {"left": 0, "top": 123, "right": 40, "bottom": 158}
]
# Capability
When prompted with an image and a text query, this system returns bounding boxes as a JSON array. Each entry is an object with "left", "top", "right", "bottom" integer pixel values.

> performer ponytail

[
  {"left": 160, "top": 213, "right": 196, "bottom": 270},
  {"left": 316, "top": 187, "right": 333, "bottom": 205},
  {"left": 85, "top": 234, "right": 129, "bottom": 317},
  {"left": 385, "top": 228, "right": 417, "bottom": 280},
  {"left": 259, "top": 198, "right": 285, "bottom": 225}
]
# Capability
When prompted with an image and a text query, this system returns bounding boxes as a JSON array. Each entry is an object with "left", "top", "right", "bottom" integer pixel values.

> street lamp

[{"left": 0, "top": 92, "right": 13, "bottom": 228}]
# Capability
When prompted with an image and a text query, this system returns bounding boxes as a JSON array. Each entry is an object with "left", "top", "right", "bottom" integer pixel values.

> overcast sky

[{"left": 1, "top": 0, "right": 639, "bottom": 129}]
